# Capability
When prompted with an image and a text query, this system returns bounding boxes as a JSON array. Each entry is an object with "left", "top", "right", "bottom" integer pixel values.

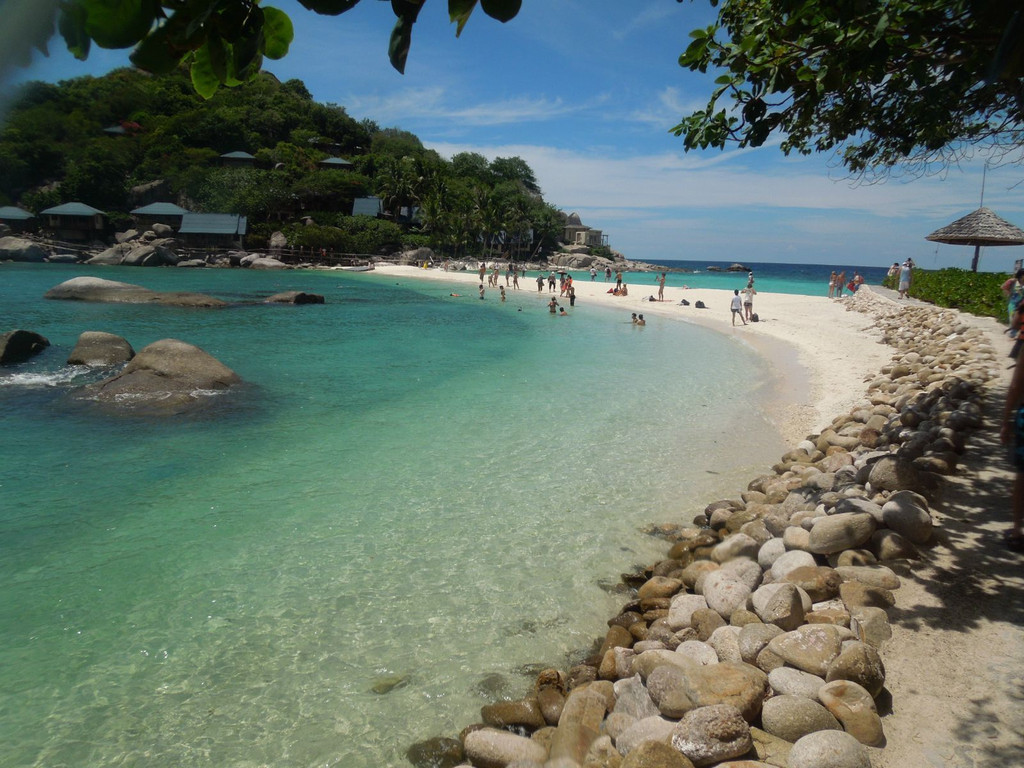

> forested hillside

[{"left": 0, "top": 67, "right": 567, "bottom": 257}]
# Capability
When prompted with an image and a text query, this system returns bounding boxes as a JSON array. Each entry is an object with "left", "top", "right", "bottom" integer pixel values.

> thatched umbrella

[{"left": 925, "top": 207, "right": 1024, "bottom": 272}]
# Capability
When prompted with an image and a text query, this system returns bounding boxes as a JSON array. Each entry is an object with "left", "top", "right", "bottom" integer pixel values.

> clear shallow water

[
  {"left": 601, "top": 259, "right": 890, "bottom": 297},
  {"left": 0, "top": 264, "right": 786, "bottom": 767}
]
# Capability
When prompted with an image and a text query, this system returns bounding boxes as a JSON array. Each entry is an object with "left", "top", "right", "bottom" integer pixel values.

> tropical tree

[
  {"left": 489, "top": 156, "right": 540, "bottom": 195},
  {"left": 674, "top": 0, "right": 1024, "bottom": 177}
]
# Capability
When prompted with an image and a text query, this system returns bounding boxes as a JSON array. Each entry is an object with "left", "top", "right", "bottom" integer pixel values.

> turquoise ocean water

[{"left": 0, "top": 263, "right": 804, "bottom": 767}]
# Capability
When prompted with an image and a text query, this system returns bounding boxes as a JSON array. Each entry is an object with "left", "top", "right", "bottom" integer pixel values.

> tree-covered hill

[{"left": 0, "top": 66, "right": 566, "bottom": 258}]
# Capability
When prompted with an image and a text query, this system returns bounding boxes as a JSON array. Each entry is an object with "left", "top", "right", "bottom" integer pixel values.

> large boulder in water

[
  {"left": 264, "top": 291, "right": 325, "bottom": 304},
  {"left": 86, "top": 243, "right": 133, "bottom": 265},
  {"left": 247, "top": 257, "right": 287, "bottom": 270},
  {"left": 120, "top": 243, "right": 179, "bottom": 267},
  {"left": 67, "top": 331, "right": 135, "bottom": 367},
  {"left": 0, "top": 329, "right": 50, "bottom": 364},
  {"left": 44, "top": 276, "right": 227, "bottom": 307},
  {"left": 0, "top": 236, "right": 48, "bottom": 262},
  {"left": 80, "top": 338, "right": 241, "bottom": 413}
]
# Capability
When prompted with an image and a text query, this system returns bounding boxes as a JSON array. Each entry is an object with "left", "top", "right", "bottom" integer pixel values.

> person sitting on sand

[
  {"left": 636, "top": 314, "right": 646, "bottom": 326},
  {"left": 619, "top": 283, "right": 629, "bottom": 297}
]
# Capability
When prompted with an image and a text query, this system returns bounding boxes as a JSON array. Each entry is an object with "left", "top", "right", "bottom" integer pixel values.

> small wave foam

[{"left": 0, "top": 366, "right": 92, "bottom": 388}]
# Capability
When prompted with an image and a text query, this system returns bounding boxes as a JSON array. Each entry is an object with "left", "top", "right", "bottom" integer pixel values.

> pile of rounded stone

[{"left": 408, "top": 290, "right": 1001, "bottom": 768}]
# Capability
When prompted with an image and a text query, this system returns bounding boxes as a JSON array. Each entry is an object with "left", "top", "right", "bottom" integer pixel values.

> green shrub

[{"left": 883, "top": 267, "right": 1009, "bottom": 321}]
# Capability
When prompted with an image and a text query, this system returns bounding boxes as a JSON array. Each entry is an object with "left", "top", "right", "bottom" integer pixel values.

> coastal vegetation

[
  {"left": 0, "top": 66, "right": 565, "bottom": 257},
  {"left": 882, "top": 268, "right": 1009, "bottom": 321}
]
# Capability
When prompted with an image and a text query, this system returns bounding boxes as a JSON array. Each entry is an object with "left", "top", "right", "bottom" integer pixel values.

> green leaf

[
  {"left": 449, "top": 0, "right": 477, "bottom": 37},
  {"left": 479, "top": 0, "right": 521, "bottom": 23},
  {"left": 261, "top": 6, "right": 294, "bottom": 59},
  {"left": 82, "top": 0, "right": 159, "bottom": 49},
  {"left": 388, "top": 15, "right": 413, "bottom": 73},
  {"left": 232, "top": 16, "right": 264, "bottom": 82},
  {"left": 130, "top": 25, "right": 181, "bottom": 73},
  {"left": 298, "top": 0, "right": 362, "bottom": 15},
  {"left": 206, "top": 29, "right": 228, "bottom": 82},
  {"left": 190, "top": 46, "right": 221, "bottom": 99},
  {"left": 58, "top": 2, "right": 92, "bottom": 60}
]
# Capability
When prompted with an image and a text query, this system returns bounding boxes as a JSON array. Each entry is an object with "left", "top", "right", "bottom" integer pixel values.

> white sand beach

[{"left": 373, "top": 264, "right": 894, "bottom": 445}]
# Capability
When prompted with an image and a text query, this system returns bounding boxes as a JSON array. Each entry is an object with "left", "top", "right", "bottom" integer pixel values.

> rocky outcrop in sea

[{"left": 406, "top": 288, "right": 1001, "bottom": 768}]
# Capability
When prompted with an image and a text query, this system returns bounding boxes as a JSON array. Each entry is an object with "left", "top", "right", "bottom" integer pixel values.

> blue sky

[{"left": 6, "top": 0, "right": 1024, "bottom": 270}]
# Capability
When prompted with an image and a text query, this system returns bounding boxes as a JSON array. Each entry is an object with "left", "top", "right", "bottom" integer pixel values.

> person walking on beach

[
  {"left": 536, "top": 273, "right": 544, "bottom": 292},
  {"left": 898, "top": 260, "right": 913, "bottom": 299},
  {"left": 615, "top": 270, "right": 623, "bottom": 291},
  {"left": 828, "top": 271, "right": 837, "bottom": 298},
  {"left": 657, "top": 272, "right": 666, "bottom": 301},
  {"left": 548, "top": 271, "right": 556, "bottom": 292},
  {"left": 478, "top": 262, "right": 486, "bottom": 282},
  {"left": 730, "top": 289, "right": 747, "bottom": 326},
  {"left": 512, "top": 270, "right": 520, "bottom": 290}
]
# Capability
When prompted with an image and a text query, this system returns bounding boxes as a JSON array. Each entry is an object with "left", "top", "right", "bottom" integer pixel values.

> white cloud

[{"left": 344, "top": 88, "right": 578, "bottom": 126}]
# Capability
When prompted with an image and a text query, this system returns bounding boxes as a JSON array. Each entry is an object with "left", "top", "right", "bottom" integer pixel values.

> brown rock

[{"left": 818, "top": 680, "right": 886, "bottom": 746}]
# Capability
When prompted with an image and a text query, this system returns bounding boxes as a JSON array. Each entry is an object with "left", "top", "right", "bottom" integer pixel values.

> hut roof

[
  {"left": 0, "top": 206, "right": 34, "bottom": 220},
  {"left": 178, "top": 213, "right": 247, "bottom": 236},
  {"left": 219, "top": 150, "right": 256, "bottom": 160},
  {"left": 40, "top": 202, "right": 105, "bottom": 216},
  {"left": 319, "top": 157, "right": 353, "bottom": 168},
  {"left": 131, "top": 202, "right": 191, "bottom": 216},
  {"left": 925, "top": 207, "right": 1024, "bottom": 247}
]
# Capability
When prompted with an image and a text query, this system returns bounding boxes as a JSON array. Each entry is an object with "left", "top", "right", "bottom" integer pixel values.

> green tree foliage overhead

[
  {"left": 674, "top": 0, "right": 1024, "bottom": 177},
  {"left": 16, "top": 0, "right": 521, "bottom": 99}
]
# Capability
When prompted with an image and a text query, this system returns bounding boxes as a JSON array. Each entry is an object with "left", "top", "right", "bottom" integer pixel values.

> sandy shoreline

[{"left": 369, "top": 264, "right": 893, "bottom": 446}]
